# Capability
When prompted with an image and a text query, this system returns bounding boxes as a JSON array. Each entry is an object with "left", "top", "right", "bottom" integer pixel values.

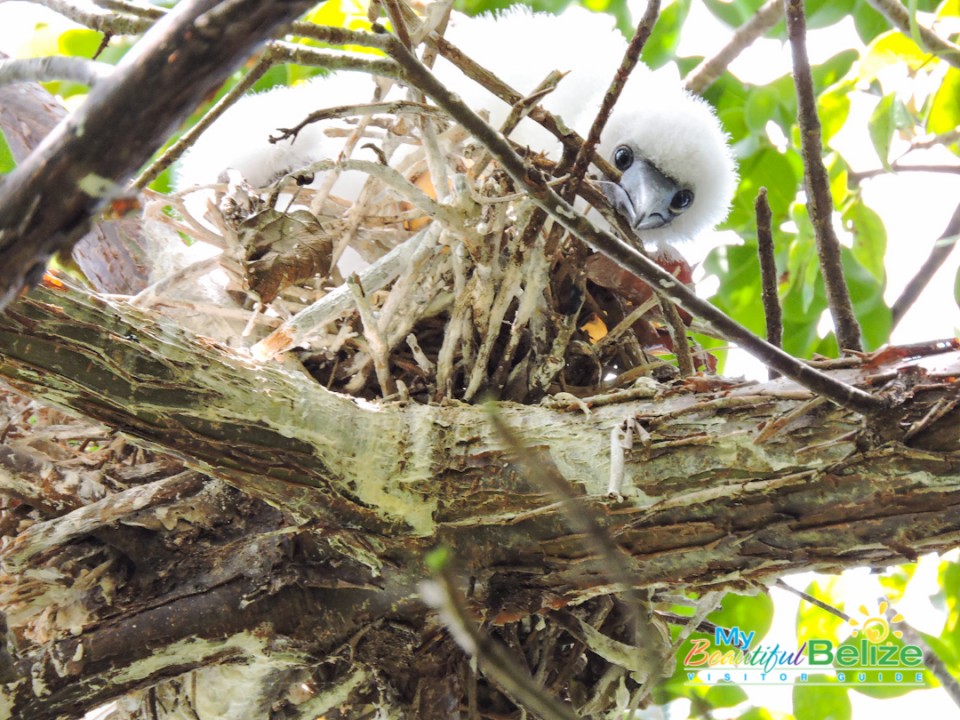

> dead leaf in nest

[
  {"left": 584, "top": 251, "right": 693, "bottom": 319},
  {"left": 237, "top": 209, "right": 334, "bottom": 303}
]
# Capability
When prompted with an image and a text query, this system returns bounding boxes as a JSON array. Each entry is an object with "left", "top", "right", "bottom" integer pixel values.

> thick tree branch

[
  {"left": 785, "top": 0, "right": 863, "bottom": 353},
  {"left": 1, "top": 280, "right": 959, "bottom": 716},
  {"left": 0, "top": 0, "right": 317, "bottom": 311}
]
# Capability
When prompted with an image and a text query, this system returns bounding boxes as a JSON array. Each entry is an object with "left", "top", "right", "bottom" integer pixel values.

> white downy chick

[{"left": 174, "top": 6, "right": 737, "bottom": 251}]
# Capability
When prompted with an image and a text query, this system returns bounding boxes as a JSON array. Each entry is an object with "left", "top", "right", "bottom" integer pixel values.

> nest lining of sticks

[{"left": 147, "top": 100, "right": 708, "bottom": 405}]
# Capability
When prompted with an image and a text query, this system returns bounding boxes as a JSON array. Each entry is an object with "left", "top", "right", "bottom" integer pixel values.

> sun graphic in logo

[{"left": 848, "top": 600, "right": 904, "bottom": 643}]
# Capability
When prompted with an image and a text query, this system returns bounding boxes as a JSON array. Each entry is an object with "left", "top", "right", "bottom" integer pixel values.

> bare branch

[
  {"left": 785, "top": 0, "right": 863, "bottom": 353},
  {"left": 93, "top": 0, "right": 165, "bottom": 20},
  {"left": 867, "top": 0, "right": 960, "bottom": 69},
  {"left": 0, "top": 56, "right": 113, "bottom": 87},
  {"left": 890, "top": 201, "right": 960, "bottom": 330},
  {"left": 19, "top": 0, "right": 154, "bottom": 34},
  {"left": 684, "top": 0, "right": 783, "bottom": 94},
  {"left": 850, "top": 162, "right": 960, "bottom": 182},
  {"left": 755, "top": 188, "right": 782, "bottom": 379}
]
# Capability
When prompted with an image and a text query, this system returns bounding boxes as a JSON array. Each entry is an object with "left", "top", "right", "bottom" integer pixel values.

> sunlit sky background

[{"left": 0, "top": 1, "right": 957, "bottom": 718}]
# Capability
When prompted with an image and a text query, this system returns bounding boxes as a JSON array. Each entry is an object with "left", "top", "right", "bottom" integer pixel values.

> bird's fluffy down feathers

[{"left": 175, "top": 6, "right": 736, "bottom": 247}]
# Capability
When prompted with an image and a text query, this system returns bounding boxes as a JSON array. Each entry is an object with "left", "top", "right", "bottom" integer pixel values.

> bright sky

[{"left": 0, "top": 2, "right": 957, "bottom": 718}]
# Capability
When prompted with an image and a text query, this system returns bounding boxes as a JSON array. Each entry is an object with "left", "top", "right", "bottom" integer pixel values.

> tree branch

[
  {"left": 0, "top": 56, "right": 113, "bottom": 87},
  {"left": 866, "top": 0, "right": 960, "bottom": 70},
  {"left": 785, "top": 0, "right": 863, "bottom": 353},
  {"left": 755, "top": 188, "right": 782, "bottom": 379},
  {"left": 684, "top": 0, "right": 783, "bottom": 94},
  {"left": 21, "top": 0, "right": 154, "bottom": 34},
  {"left": 890, "top": 201, "right": 960, "bottom": 330},
  {"left": 0, "top": 0, "right": 317, "bottom": 311},
  {"left": 1, "top": 280, "right": 959, "bottom": 714}
]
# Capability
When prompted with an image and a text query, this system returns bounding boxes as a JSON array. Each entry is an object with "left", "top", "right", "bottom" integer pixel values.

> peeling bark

[{"left": 0, "top": 281, "right": 958, "bottom": 717}]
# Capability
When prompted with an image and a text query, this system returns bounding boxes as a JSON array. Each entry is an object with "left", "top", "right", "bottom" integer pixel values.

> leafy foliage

[{"left": 3, "top": 0, "right": 958, "bottom": 717}]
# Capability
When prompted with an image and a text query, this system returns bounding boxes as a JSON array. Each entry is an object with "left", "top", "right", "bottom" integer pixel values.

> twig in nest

[
  {"left": 251, "top": 226, "right": 434, "bottom": 360},
  {"left": 785, "top": 0, "right": 862, "bottom": 354},
  {"left": 347, "top": 274, "right": 397, "bottom": 397},
  {"left": 269, "top": 100, "right": 445, "bottom": 145}
]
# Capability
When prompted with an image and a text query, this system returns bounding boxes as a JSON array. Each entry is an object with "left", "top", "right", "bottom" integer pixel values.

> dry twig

[
  {"left": 785, "top": 0, "right": 863, "bottom": 353},
  {"left": 755, "top": 188, "right": 782, "bottom": 379}
]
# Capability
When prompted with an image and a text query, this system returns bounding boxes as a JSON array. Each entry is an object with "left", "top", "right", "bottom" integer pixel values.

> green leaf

[
  {"left": 737, "top": 708, "right": 793, "bottom": 720},
  {"left": 707, "top": 592, "right": 775, "bottom": 646},
  {"left": 704, "top": 683, "right": 748, "bottom": 708},
  {"left": 0, "top": 130, "right": 16, "bottom": 175},
  {"left": 927, "top": 67, "right": 960, "bottom": 135},
  {"left": 793, "top": 675, "right": 852, "bottom": 720},
  {"left": 868, "top": 94, "right": 912, "bottom": 168},
  {"left": 955, "top": 263, "right": 960, "bottom": 310},
  {"left": 641, "top": 0, "right": 692, "bottom": 68},
  {"left": 819, "top": 86, "right": 852, "bottom": 143},
  {"left": 853, "top": 0, "right": 891, "bottom": 42},
  {"left": 812, "top": 51, "right": 859, "bottom": 91},
  {"left": 805, "top": 0, "right": 857, "bottom": 28},
  {"left": 704, "top": 242, "right": 768, "bottom": 338},
  {"left": 842, "top": 248, "right": 892, "bottom": 349},
  {"left": 730, "top": 146, "right": 800, "bottom": 228},
  {"left": 877, "top": 563, "right": 916, "bottom": 602},
  {"left": 701, "top": 0, "right": 767, "bottom": 27},
  {"left": 58, "top": 28, "right": 103, "bottom": 58},
  {"left": 842, "top": 198, "right": 887, "bottom": 282},
  {"left": 744, "top": 85, "right": 781, "bottom": 133},
  {"left": 861, "top": 31, "right": 931, "bottom": 82}
]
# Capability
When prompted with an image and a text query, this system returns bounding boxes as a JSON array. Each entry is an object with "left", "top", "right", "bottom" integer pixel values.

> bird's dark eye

[
  {"left": 613, "top": 146, "right": 634, "bottom": 171},
  {"left": 670, "top": 189, "right": 694, "bottom": 214}
]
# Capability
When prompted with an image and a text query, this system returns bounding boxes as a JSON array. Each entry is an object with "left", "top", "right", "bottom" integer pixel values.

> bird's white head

[{"left": 595, "top": 69, "right": 738, "bottom": 248}]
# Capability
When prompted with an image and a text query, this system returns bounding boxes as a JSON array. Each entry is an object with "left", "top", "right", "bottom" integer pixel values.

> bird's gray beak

[{"left": 599, "top": 159, "right": 681, "bottom": 231}]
